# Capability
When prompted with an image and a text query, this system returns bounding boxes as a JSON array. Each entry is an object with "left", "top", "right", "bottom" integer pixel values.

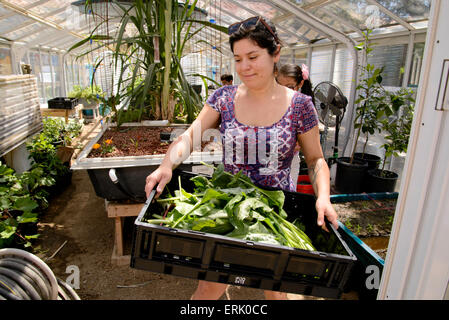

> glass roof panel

[
  {"left": 0, "top": 0, "right": 432, "bottom": 52},
  {"left": 376, "top": 0, "right": 430, "bottom": 22},
  {"left": 324, "top": 0, "right": 401, "bottom": 31},
  {"left": 237, "top": 0, "right": 285, "bottom": 21},
  {"left": 0, "top": 4, "right": 10, "bottom": 16},
  {"left": 39, "top": 0, "right": 73, "bottom": 16},
  {"left": 18, "top": 29, "right": 55, "bottom": 45},
  {"left": 6, "top": 22, "right": 45, "bottom": 41},
  {"left": 309, "top": 7, "right": 359, "bottom": 35},
  {"left": 0, "top": 11, "right": 30, "bottom": 36}
]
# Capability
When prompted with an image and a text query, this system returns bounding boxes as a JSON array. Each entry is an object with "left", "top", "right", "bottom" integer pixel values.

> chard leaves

[{"left": 149, "top": 164, "right": 315, "bottom": 250}]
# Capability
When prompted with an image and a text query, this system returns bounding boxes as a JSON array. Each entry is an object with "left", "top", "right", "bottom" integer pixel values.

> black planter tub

[{"left": 71, "top": 122, "right": 222, "bottom": 202}]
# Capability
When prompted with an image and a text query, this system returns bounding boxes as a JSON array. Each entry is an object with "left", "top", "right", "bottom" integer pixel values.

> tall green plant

[
  {"left": 350, "top": 29, "right": 387, "bottom": 163},
  {"left": 70, "top": 0, "right": 227, "bottom": 125}
]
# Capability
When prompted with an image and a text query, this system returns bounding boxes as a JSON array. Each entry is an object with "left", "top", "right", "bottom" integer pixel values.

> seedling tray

[{"left": 131, "top": 170, "right": 357, "bottom": 299}]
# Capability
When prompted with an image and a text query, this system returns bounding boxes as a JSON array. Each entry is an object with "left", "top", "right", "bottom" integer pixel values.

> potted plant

[
  {"left": 365, "top": 88, "right": 415, "bottom": 192},
  {"left": 68, "top": 84, "right": 104, "bottom": 108},
  {"left": 69, "top": 0, "right": 226, "bottom": 201},
  {"left": 335, "top": 30, "right": 385, "bottom": 194}
]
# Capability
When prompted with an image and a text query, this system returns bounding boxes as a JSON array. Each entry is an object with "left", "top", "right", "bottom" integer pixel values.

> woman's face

[
  {"left": 233, "top": 38, "right": 279, "bottom": 90},
  {"left": 276, "top": 74, "right": 300, "bottom": 91}
]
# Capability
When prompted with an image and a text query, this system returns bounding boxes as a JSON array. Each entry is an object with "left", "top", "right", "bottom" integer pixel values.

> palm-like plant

[{"left": 70, "top": 0, "right": 227, "bottom": 125}]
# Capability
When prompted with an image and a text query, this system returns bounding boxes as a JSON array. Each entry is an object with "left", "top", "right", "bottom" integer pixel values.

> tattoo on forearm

[{"left": 308, "top": 161, "right": 323, "bottom": 189}]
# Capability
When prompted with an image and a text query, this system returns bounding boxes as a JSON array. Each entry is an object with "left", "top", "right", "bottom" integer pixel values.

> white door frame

[{"left": 378, "top": 0, "right": 449, "bottom": 299}]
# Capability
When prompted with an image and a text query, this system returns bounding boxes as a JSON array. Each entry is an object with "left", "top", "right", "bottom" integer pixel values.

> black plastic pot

[
  {"left": 354, "top": 153, "right": 381, "bottom": 171},
  {"left": 365, "top": 169, "right": 398, "bottom": 193},
  {"left": 334, "top": 157, "right": 368, "bottom": 194}
]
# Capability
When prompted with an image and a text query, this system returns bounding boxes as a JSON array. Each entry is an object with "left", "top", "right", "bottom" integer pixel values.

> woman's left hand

[{"left": 315, "top": 197, "right": 339, "bottom": 232}]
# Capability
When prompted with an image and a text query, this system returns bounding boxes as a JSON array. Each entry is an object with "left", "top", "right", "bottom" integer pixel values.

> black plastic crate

[
  {"left": 131, "top": 170, "right": 357, "bottom": 299},
  {"left": 48, "top": 97, "right": 79, "bottom": 109}
]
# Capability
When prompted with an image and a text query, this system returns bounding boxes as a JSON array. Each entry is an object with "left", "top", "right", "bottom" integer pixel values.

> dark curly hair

[{"left": 228, "top": 17, "right": 280, "bottom": 57}]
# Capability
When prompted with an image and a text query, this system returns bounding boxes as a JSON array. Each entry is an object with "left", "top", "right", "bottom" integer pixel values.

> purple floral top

[{"left": 206, "top": 85, "right": 318, "bottom": 191}]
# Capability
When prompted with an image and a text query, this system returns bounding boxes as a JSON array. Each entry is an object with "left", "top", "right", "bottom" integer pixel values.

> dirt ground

[{"left": 31, "top": 121, "right": 396, "bottom": 300}]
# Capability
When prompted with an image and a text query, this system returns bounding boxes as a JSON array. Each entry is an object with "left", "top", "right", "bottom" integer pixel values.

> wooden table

[{"left": 40, "top": 104, "right": 84, "bottom": 123}]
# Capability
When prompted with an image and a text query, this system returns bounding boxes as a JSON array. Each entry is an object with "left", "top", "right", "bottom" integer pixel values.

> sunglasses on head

[{"left": 228, "top": 16, "right": 280, "bottom": 44}]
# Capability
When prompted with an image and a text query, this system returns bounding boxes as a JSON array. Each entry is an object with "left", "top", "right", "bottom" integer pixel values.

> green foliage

[
  {"left": 0, "top": 162, "right": 51, "bottom": 249},
  {"left": 39, "top": 117, "right": 83, "bottom": 147},
  {"left": 148, "top": 164, "right": 316, "bottom": 250},
  {"left": 351, "top": 30, "right": 389, "bottom": 161},
  {"left": 1, "top": 117, "right": 83, "bottom": 249},
  {"left": 68, "top": 85, "right": 104, "bottom": 105},
  {"left": 71, "top": 0, "right": 227, "bottom": 125},
  {"left": 379, "top": 88, "right": 415, "bottom": 174}
]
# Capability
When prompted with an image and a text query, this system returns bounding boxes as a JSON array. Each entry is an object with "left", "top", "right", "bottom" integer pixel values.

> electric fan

[{"left": 313, "top": 81, "right": 348, "bottom": 163}]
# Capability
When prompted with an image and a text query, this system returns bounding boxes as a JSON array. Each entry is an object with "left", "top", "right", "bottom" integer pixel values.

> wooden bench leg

[{"left": 114, "top": 217, "right": 123, "bottom": 257}]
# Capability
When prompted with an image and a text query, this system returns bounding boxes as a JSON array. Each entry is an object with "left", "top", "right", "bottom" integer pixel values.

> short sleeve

[
  {"left": 206, "top": 86, "right": 227, "bottom": 113},
  {"left": 292, "top": 93, "right": 319, "bottom": 135}
]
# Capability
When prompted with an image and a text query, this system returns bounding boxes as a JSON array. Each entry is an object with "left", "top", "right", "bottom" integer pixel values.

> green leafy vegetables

[{"left": 146, "top": 164, "right": 316, "bottom": 251}]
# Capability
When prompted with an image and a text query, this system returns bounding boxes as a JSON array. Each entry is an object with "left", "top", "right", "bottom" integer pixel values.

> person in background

[
  {"left": 276, "top": 63, "right": 315, "bottom": 155},
  {"left": 144, "top": 16, "right": 337, "bottom": 300},
  {"left": 220, "top": 74, "right": 233, "bottom": 86},
  {"left": 276, "top": 63, "right": 314, "bottom": 104}
]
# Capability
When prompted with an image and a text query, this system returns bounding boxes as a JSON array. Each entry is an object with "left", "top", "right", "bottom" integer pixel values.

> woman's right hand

[{"left": 145, "top": 165, "right": 173, "bottom": 199}]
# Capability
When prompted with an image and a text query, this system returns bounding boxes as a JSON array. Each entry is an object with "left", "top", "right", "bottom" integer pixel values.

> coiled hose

[{"left": 0, "top": 248, "right": 80, "bottom": 300}]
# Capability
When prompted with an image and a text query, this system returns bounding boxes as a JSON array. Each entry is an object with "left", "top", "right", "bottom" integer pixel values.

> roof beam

[
  {"left": 301, "top": 0, "right": 339, "bottom": 10},
  {"left": 0, "top": 0, "right": 84, "bottom": 40},
  {"left": 365, "top": 0, "right": 415, "bottom": 31},
  {"left": 1, "top": 7, "right": 67, "bottom": 36},
  {"left": 0, "top": 0, "right": 51, "bottom": 21}
]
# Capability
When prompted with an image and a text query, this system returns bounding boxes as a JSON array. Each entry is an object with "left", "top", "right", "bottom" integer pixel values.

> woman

[{"left": 144, "top": 16, "right": 338, "bottom": 300}]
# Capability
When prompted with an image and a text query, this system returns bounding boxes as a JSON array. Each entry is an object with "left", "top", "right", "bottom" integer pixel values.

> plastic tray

[
  {"left": 47, "top": 97, "right": 78, "bottom": 109},
  {"left": 130, "top": 170, "right": 357, "bottom": 299}
]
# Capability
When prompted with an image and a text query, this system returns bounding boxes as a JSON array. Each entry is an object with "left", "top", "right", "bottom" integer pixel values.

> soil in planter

[
  {"left": 333, "top": 198, "right": 396, "bottom": 260},
  {"left": 87, "top": 126, "right": 222, "bottom": 158}
]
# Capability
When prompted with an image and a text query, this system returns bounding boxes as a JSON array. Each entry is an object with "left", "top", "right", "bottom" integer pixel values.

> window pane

[
  {"left": 333, "top": 45, "right": 355, "bottom": 98},
  {"left": 29, "top": 51, "right": 45, "bottom": 104},
  {"left": 52, "top": 54, "right": 61, "bottom": 96},
  {"left": 368, "top": 44, "right": 407, "bottom": 87},
  {"left": 0, "top": 45, "right": 13, "bottom": 75},
  {"left": 310, "top": 47, "right": 333, "bottom": 85},
  {"left": 408, "top": 42, "right": 425, "bottom": 88},
  {"left": 41, "top": 52, "right": 53, "bottom": 100}
]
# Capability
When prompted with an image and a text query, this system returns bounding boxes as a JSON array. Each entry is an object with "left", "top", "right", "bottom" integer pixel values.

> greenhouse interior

[{"left": 0, "top": 0, "right": 448, "bottom": 301}]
